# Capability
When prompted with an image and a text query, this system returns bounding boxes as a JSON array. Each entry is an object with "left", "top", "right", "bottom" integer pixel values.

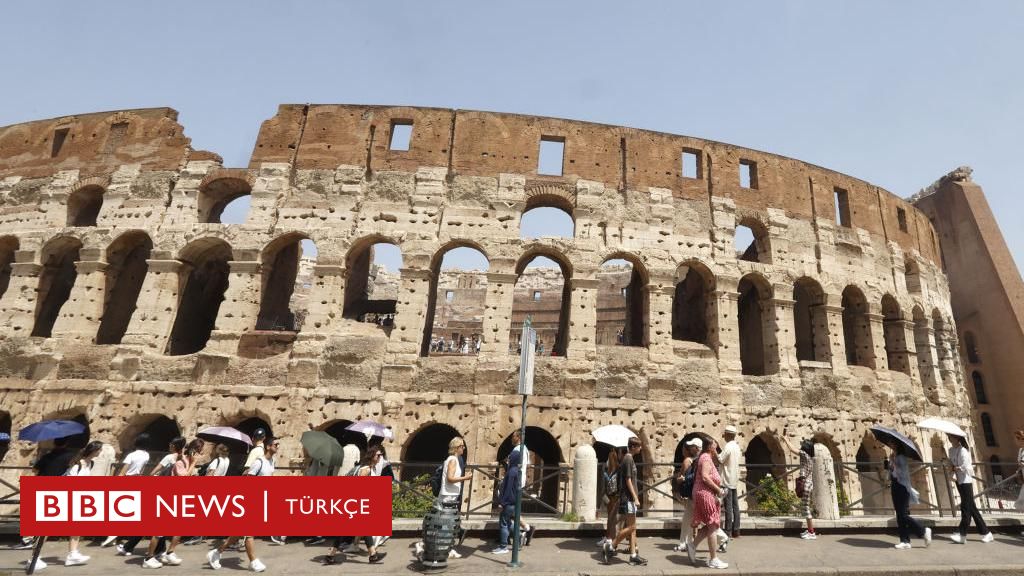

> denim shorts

[{"left": 619, "top": 499, "right": 638, "bottom": 515}]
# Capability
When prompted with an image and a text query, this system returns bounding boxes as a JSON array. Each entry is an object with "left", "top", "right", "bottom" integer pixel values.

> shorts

[{"left": 619, "top": 499, "right": 638, "bottom": 515}]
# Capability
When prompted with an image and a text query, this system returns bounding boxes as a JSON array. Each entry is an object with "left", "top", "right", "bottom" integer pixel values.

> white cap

[
  {"left": 685, "top": 437, "right": 703, "bottom": 450},
  {"left": 724, "top": 425, "right": 738, "bottom": 434}
]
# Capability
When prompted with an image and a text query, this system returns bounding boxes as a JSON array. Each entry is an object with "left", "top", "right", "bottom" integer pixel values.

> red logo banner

[{"left": 20, "top": 476, "right": 394, "bottom": 536}]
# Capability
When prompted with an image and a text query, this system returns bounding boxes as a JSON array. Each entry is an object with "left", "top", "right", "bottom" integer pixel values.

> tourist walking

[
  {"left": 597, "top": 447, "right": 621, "bottom": 548},
  {"left": 719, "top": 426, "right": 741, "bottom": 539},
  {"left": 688, "top": 438, "right": 727, "bottom": 569},
  {"left": 139, "top": 436, "right": 193, "bottom": 568},
  {"left": 414, "top": 436, "right": 473, "bottom": 563},
  {"left": 205, "top": 443, "right": 230, "bottom": 476},
  {"left": 491, "top": 449, "right": 523, "bottom": 554},
  {"left": 947, "top": 433, "right": 994, "bottom": 543},
  {"left": 117, "top": 437, "right": 187, "bottom": 559},
  {"left": 62, "top": 441, "right": 104, "bottom": 567},
  {"left": 508, "top": 429, "right": 535, "bottom": 545},
  {"left": 325, "top": 447, "right": 387, "bottom": 564},
  {"left": 786, "top": 437, "right": 818, "bottom": 540},
  {"left": 672, "top": 437, "right": 701, "bottom": 555},
  {"left": 602, "top": 437, "right": 646, "bottom": 566},
  {"left": 208, "top": 437, "right": 279, "bottom": 572},
  {"left": 886, "top": 440, "right": 932, "bottom": 549},
  {"left": 102, "top": 434, "right": 152, "bottom": 548}
]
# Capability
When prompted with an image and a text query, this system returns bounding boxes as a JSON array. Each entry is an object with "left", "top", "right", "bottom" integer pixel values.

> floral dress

[{"left": 691, "top": 452, "right": 722, "bottom": 527}]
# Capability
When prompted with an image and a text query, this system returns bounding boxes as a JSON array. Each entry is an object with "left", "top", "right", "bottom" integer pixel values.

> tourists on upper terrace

[
  {"left": 687, "top": 437, "right": 728, "bottom": 569},
  {"left": 672, "top": 437, "right": 701, "bottom": 557},
  {"left": 947, "top": 433, "right": 994, "bottom": 544},
  {"left": 602, "top": 437, "right": 647, "bottom": 566},
  {"left": 719, "top": 426, "right": 742, "bottom": 541},
  {"left": 884, "top": 439, "right": 932, "bottom": 549}
]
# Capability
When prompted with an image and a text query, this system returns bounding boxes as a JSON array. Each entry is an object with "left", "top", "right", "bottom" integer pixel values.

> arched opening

[
  {"left": 972, "top": 371, "right": 988, "bottom": 404},
  {"left": 734, "top": 219, "right": 770, "bottom": 263},
  {"left": 32, "top": 237, "right": 82, "bottom": 338},
  {"left": 0, "top": 411, "right": 11, "bottom": 463},
  {"left": 342, "top": 240, "right": 402, "bottom": 333},
  {"left": 881, "top": 295, "right": 910, "bottom": 374},
  {"left": 904, "top": 259, "right": 922, "bottom": 293},
  {"left": 256, "top": 236, "right": 315, "bottom": 332},
  {"left": 793, "top": 278, "right": 828, "bottom": 362},
  {"left": 855, "top": 435, "right": 892, "bottom": 513},
  {"left": 743, "top": 432, "right": 786, "bottom": 509},
  {"left": 519, "top": 204, "right": 575, "bottom": 240},
  {"left": 199, "top": 177, "right": 251, "bottom": 224},
  {"left": 0, "top": 236, "right": 18, "bottom": 303},
  {"left": 322, "top": 420, "right": 369, "bottom": 453},
  {"left": 596, "top": 256, "right": 648, "bottom": 347},
  {"left": 96, "top": 231, "right": 152, "bottom": 345},
  {"left": 41, "top": 411, "right": 90, "bottom": 451},
  {"left": 737, "top": 274, "right": 773, "bottom": 375},
  {"left": 497, "top": 426, "right": 564, "bottom": 513},
  {"left": 672, "top": 263, "right": 713, "bottom": 346},
  {"left": 841, "top": 286, "right": 874, "bottom": 368},
  {"left": 509, "top": 253, "right": 570, "bottom": 357},
  {"left": 66, "top": 185, "right": 104, "bottom": 227},
  {"left": 166, "top": 239, "right": 232, "bottom": 355},
  {"left": 421, "top": 245, "right": 489, "bottom": 356},
  {"left": 964, "top": 331, "right": 980, "bottom": 364},
  {"left": 401, "top": 423, "right": 463, "bottom": 482},
  {"left": 119, "top": 414, "right": 181, "bottom": 463},
  {"left": 981, "top": 413, "right": 996, "bottom": 447},
  {"left": 928, "top": 436, "right": 953, "bottom": 511}
]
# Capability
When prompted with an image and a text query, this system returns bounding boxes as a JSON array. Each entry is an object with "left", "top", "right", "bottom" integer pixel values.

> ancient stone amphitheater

[{"left": 0, "top": 105, "right": 971, "bottom": 512}]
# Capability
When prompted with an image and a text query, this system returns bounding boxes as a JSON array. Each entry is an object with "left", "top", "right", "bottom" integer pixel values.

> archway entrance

[
  {"left": 497, "top": 427, "right": 563, "bottom": 513},
  {"left": 401, "top": 423, "right": 463, "bottom": 482}
]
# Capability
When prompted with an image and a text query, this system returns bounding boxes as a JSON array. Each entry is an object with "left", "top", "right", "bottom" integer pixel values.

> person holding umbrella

[
  {"left": 947, "top": 433, "right": 994, "bottom": 544},
  {"left": 873, "top": 426, "right": 932, "bottom": 549}
]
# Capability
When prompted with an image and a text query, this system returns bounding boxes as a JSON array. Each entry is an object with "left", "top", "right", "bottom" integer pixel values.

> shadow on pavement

[{"left": 837, "top": 537, "right": 892, "bottom": 548}]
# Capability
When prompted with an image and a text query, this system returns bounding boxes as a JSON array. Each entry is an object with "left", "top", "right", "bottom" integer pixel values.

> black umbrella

[{"left": 870, "top": 425, "right": 922, "bottom": 461}]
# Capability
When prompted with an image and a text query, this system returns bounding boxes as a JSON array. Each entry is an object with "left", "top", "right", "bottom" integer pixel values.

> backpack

[
  {"left": 675, "top": 464, "right": 696, "bottom": 499},
  {"left": 603, "top": 468, "right": 620, "bottom": 498},
  {"left": 430, "top": 463, "right": 445, "bottom": 497}
]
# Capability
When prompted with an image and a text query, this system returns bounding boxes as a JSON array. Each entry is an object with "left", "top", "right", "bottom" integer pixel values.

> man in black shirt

[
  {"left": 33, "top": 437, "right": 75, "bottom": 476},
  {"left": 603, "top": 437, "right": 647, "bottom": 566}
]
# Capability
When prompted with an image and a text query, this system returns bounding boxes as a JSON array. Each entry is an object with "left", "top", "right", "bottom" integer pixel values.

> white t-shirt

[
  {"left": 248, "top": 456, "right": 275, "bottom": 477},
  {"left": 720, "top": 441, "right": 741, "bottom": 489},
  {"left": 949, "top": 445, "right": 974, "bottom": 485},
  {"left": 67, "top": 460, "right": 93, "bottom": 476},
  {"left": 121, "top": 449, "right": 150, "bottom": 476},
  {"left": 511, "top": 444, "right": 530, "bottom": 489},
  {"left": 440, "top": 455, "right": 463, "bottom": 497},
  {"left": 244, "top": 444, "right": 265, "bottom": 471},
  {"left": 206, "top": 456, "right": 230, "bottom": 477}
]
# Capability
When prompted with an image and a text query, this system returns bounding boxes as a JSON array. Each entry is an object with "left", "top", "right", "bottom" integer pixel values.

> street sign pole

[{"left": 509, "top": 318, "right": 535, "bottom": 569}]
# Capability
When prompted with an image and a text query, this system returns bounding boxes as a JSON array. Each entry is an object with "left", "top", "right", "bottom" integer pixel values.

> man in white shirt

[
  {"left": 243, "top": 428, "right": 267, "bottom": 474},
  {"left": 508, "top": 429, "right": 535, "bottom": 546},
  {"left": 104, "top": 434, "right": 152, "bottom": 547},
  {"left": 947, "top": 434, "right": 993, "bottom": 544},
  {"left": 209, "top": 437, "right": 279, "bottom": 573},
  {"left": 720, "top": 425, "right": 742, "bottom": 539}
]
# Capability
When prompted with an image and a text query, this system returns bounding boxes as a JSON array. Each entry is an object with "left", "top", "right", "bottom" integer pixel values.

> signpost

[{"left": 509, "top": 319, "right": 535, "bottom": 569}]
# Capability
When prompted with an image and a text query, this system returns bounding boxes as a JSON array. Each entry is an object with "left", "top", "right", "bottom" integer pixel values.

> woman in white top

[
  {"left": 947, "top": 434, "right": 992, "bottom": 543},
  {"left": 415, "top": 437, "right": 473, "bottom": 562},
  {"left": 64, "top": 441, "right": 103, "bottom": 566},
  {"left": 205, "top": 443, "right": 231, "bottom": 476},
  {"left": 886, "top": 441, "right": 931, "bottom": 549}
]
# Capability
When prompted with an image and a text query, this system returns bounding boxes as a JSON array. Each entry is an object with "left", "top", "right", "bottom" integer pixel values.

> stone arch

[
  {"left": 421, "top": 243, "right": 490, "bottom": 357},
  {"left": 841, "top": 285, "right": 874, "bottom": 368},
  {"left": 743, "top": 431, "right": 786, "bottom": 504},
  {"left": 341, "top": 235, "right": 402, "bottom": 330},
  {"left": 401, "top": 422, "right": 463, "bottom": 482},
  {"left": 735, "top": 216, "right": 771, "bottom": 263},
  {"left": 96, "top": 230, "right": 152, "bottom": 345},
  {"left": 0, "top": 410, "right": 11, "bottom": 463},
  {"left": 793, "top": 277, "right": 829, "bottom": 362},
  {"left": 591, "top": 427, "right": 654, "bottom": 511},
  {"left": 497, "top": 426, "right": 564, "bottom": 513},
  {"left": 256, "top": 233, "right": 313, "bottom": 331},
  {"left": 0, "top": 235, "right": 18, "bottom": 303},
  {"left": 66, "top": 184, "right": 105, "bottom": 227},
  {"left": 166, "top": 237, "right": 232, "bottom": 355},
  {"left": 510, "top": 248, "right": 572, "bottom": 357},
  {"left": 320, "top": 419, "right": 369, "bottom": 453},
  {"left": 519, "top": 197, "right": 575, "bottom": 240},
  {"left": 31, "top": 235, "right": 83, "bottom": 338},
  {"left": 904, "top": 258, "right": 922, "bottom": 293},
  {"left": 118, "top": 414, "right": 181, "bottom": 457},
  {"left": 927, "top": 434, "right": 954, "bottom": 511},
  {"left": 737, "top": 273, "right": 775, "bottom": 375},
  {"left": 41, "top": 409, "right": 90, "bottom": 450},
  {"left": 597, "top": 253, "right": 649, "bottom": 347},
  {"left": 881, "top": 294, "right": 910, "bottom": 374},
  {"left": 523, "top": 184, "right": 575, "bottom": 216},
  {"left": 221, "top": 415, "right": 274, "bottom": 475},
  {"left": 672, "top": 431, "right": 708, "bottom": 465},
  {"left": 672, "top": 260, "right": 714, "bottom": 347},
  {"left": 855, "top": 432, "right": 891, "bottom": 513},
  {"left": 811, "top": 431, "right": 843, "bottom": 462},
  {"left": 198, "top": 176, "right": 251, "bottom": 224}
]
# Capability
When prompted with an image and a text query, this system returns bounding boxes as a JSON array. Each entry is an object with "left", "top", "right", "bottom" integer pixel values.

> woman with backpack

[
  {"left": 596, "top": 447, "right": 622, "bottom": 548},
  {"left": 673, "top": 437, "right": 702, "bottom": 558},
  {"left": 119, "top": 437, "right": 187, "bottom": 563}
]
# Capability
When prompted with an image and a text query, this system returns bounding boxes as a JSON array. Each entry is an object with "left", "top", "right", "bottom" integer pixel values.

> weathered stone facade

[{"left": 0, "top": 105, "right": 972, "bottom": 513}]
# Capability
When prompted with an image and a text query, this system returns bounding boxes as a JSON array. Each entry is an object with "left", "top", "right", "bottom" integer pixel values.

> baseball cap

[
  {"left": 724, "top": 425, "right": 737, "bottom": 434},
  {"left": 685, "top": 437, "right": 703, "bottom": 450}
]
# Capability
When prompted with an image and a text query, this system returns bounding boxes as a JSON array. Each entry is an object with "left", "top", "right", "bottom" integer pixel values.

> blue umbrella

[
  {"left": 870, "top": 425, "right": 923, "bottom": 461},
  {"left": 18, "top": 419, "right": 86, "bottom": 443}
]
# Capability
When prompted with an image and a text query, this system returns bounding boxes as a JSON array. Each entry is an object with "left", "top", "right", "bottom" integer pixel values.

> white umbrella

[
  {"left": 917, "top": 417, "right": 967, "bottom": 438},
  {"left": 345, "top": 420, "right": 394, "bottom": 440},
  {"left": 197, "top": 426, "right": 253, "bottom": 446},
  {"left": 592, "top": 425, "right": 637, "bottom": 448}
]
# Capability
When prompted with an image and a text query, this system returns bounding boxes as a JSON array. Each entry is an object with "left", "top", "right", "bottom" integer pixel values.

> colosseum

[{"left": 0, "top": 104, "right": 972, "bottom": 516}]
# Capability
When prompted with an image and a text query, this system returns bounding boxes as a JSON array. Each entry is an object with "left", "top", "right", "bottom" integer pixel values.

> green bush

[
  {"left": 559, "top": 511, "right": 579, "bottom": 522},
  {"left": 392, "top": 474, "right": 435, "bottom": 518},
  {"left": 754, "top": 474, "right": 801, "bottom": 516}
]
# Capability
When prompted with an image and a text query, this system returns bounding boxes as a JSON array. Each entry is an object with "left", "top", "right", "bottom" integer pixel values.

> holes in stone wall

[
  {"left": 388, "top": 121, "right": 413, "bottom": 151},
  {"left": 904, "top": 259, "right": 922, "bottom": 293},
  {"left": 32, "top": 237, "right": 82, "bottom": 338},
  {"left": 166, "top": 239, "right": 232, "bottom": 355},
  {"left": 841, "top": 286, "right": 873, "bottom": 368},
  {"left": 834, "top": 187, "right": 852, "bottom": 228},
  {"left": 672, "top": 263, "right": 713, "bottom": 346},
  {"left": 256, "top": 236, "right": 316, "bottom": 332},
  {"left": 66, "top": 185, "right": 104, "bottom": 227},
  {"left": 981, "top": 412, "right": 997, "bottom": 446},
  {"left": 537, "top": 137, "right": 565, "bottom": 176},
  {"left": 199, "top": 177, "right": 251, "bottom": 224},
  {"left": 509, "top": 253, "right": 570, "bottom": 357},
  {"left": 597, "top": 257, "right": 648, "bottom": 347},
  {"left": 421, "top": 245, "right": 489, "bottom": 356},
  {"left": 96, "top": 231, "right": 152, "bottom": 345},
  {"left": 342, "top": 241, "right": 402, "bottom": 333}
]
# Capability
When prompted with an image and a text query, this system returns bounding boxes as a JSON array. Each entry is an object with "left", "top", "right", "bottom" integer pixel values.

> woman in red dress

[{"left": 689, "top": 438, "right": 728, "bottom": 569}]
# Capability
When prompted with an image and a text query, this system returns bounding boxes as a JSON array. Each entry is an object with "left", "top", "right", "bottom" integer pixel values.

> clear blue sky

[{"left": 2, "top": 1, "right": 1021, "bottom": 273}]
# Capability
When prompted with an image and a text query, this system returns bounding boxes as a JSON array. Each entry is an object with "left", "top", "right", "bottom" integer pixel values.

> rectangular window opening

[
  {"left": 445, "top": 290, "right": 454, "bottom": 302},
  {"left": 51, "top": 128, "right": 70, "bottom": 157},
  {"left": 739, "top": 159, "right": 758, "bottom": 189},
  {"left": 538, "top": 137, "right": 565, "bottom": 176},
  {"left": 897, "top": 207, "right": 908, "bottom": 232},
  {"left": 682, "top": 149, "right": 701, "bottom": 179},
  {"left": 389, "top": 121, "right": 413, "bottom": 151},
  {"left": 532, "top": 290, "right": 541, "bottom": 302},
  {"left": 834, "top": 187, "right": 852, "bottom": 228}
]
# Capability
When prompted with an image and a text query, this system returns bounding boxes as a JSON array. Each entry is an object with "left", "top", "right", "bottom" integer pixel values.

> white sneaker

[
  {"left": 249, "top": 559, "right": 266, "bottom": 573},
  {"left": 801, "top": 532, "right": 817, "bottom": 540},
  {"left": 981, "top": 532, "right": 994, "bottom": 543},
  {"left": 686, "top": 538, "right": 696, "bottom": 564},
  {"left": 448, "top": 548, "right": 462, "bottom": 559},
  {"left": 207, "top": 549, "right": 222, "bottom": 570},
  {"left": 116, "top": 544, "right": 133, "bottom": 556},
  {"left": 924, "top": 527, "right": 932, "bottom": 547},
  {"left": 161, "top": 552, "right": 182, "bottom": 566},
  {"left": 950, "top": 533, "right": 964, "bottom": 544},
  {"left": 65, "top": 551, "right": 90, "bottom": 566},
  {"left": 414, "top": 541, "right": 424, "bottom": 561},
  {"left": 101, "top": 536, "right": 118, "bottom": 547},
  {"left": 596, "top": 536, "right": 609, "bottom": 547},
  {"left": 31, "top": 558, "right": 47, "bottom": 571},
  {"left": 707, "top": 557, "right": 729, "bottom": 569},
  {"left": 142, "top": 557, "right": 163, "bottom": 569},
  {"left": 894, "top": 542, "right": 911, "bottom": 550}
]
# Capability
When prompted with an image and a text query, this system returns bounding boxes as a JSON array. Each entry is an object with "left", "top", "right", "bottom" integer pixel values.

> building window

[
  {"left": 981, "top": 413, "right": 997, "bottom": 446},
  {"left": 897, "top": 207, "right": 908, "bottom": 232},
  {"left": 682, "top": 149, "right": 701, "bottom": 179},
  {"left": 51, "top": 128, "right": 70, "bottom": 157},
  {"left": 834, "top": 187, "right": 851, "bottom": 228},
  {"left": 532, "top": 290, "right": 541, "bottom": 302},
  {"left": 972, "top": 371, "right": 988, "bottom": 404},
  {"left": 389, "top": 121, "right": 413, "bottom": 151},
  {"left": 739, "top": 159, "right": 758, "bottom": 189},
  {"left": 964, "top": 331, "right": 980, "bottom": 364},
  {"left": 445, "top": 290, "right": 454, "bottom": 302},
  {"left": 538, "top": 137, "right": 565, "bottom": 176}
]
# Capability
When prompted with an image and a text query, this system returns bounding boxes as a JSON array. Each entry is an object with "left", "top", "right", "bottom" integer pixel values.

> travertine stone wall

[{"left": 0, "top": 105, "right": 972, "bottom": 513}]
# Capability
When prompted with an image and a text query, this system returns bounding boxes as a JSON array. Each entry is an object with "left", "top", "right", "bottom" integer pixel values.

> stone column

[
  {"left": 301, "top": 264, "right": 346, "bottom": 334},
  {"left": 385, "top": 267, "right": 434, "bottom": 359},
  {"left": 866, "top": 307, "right": 887, "bottom": 371},
  {"left": 769, "top": 283, "right": 798, "bottom": 377},
  {"left": 567, "top": 276, "right": 599, "bottom": 357},
  {"left": 897, "top": 318, "right": 920, "bottom": 381},
  {"left": 812, "top": 444, "right": 841, "bottom": 520},
  {"left": 482, "top": 272, "right": 517, "bottom": 356},
  {"left": 51, "top": 254, "right": 108, "bottom": 341},
  {"left": 646, "top": 283, "right": 675, "bottom": 362},
  {"left": 822, "top": 294, "right": 847, "bottom": 373},
  {"left": 915, "top": 322, "right": 944, "bottom": 405},
  {"left": 573, "top": 444, "right": 598, "bottom": 522},
  {"left": 711, "top": 276, "right": 742, "bottom": 374},
  {"left": 206, "top": 260, "right": 260, "bottom": 354},
  {"left": 0, "top": 253, "right": 41, "bottom": 336},
  {"left": 121, "top": 258, "right": 184, "bottom": 353}
]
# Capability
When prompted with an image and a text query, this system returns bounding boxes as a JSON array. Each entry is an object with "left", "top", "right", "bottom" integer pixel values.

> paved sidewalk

[{"left": 1, "top": 532, "right": 1023, "bottom": 575}]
